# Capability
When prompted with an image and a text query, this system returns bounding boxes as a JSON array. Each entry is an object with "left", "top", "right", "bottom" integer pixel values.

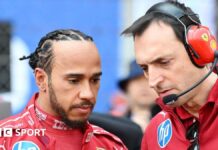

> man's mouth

[
  {"left": 158, "top": 89, "right": 173, "bottom": 98},
  {"left": 68, "top": 105, "right": 93, "bottom": 115},
  {"left": 77, "top": 105, "right": 92, "bottom": 112},
  {"left": 69, "top": 103, "right": 94, "bottom": 113},
  {"left": 79, "top": 104, "right": 93, "bottom": 109}
]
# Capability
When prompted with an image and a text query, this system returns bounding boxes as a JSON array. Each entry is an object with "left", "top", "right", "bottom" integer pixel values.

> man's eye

[
  {"left": 160, "top": 60, "right": 170, "bottom": 65},
  {"left": 142, "top": 66, "right": 148, "bottom": 72},
  {"left": 69, "top": 79, "right": 79, "bottom": 84},
  {"left": 91, "top": 78, "right": 100, "bottom": 84}
]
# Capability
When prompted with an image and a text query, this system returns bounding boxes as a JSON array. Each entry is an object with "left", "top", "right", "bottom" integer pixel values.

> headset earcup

[{"left": 187, "top": 25, "right": 217, "bottom": 66}]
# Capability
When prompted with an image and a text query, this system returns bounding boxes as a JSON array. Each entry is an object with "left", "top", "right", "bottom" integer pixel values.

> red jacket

[
  {"left": 0, "top": 94, "right": 127, "bottom": 150},
  {"left": 141, "top": 79, "right": 218, "bottom": 150}
]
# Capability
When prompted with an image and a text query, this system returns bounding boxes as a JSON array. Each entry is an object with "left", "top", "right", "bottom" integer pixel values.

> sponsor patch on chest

[
  {"left": 12, "top": 141, "right": 40, "bottom": 150},
  {"left": 157, "top": 119, "right": 172, "bottom": 148}
]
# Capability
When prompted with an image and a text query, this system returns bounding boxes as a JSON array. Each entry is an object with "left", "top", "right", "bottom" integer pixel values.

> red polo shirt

[{"left": 141, "top": 79, "right": 218, "bottom": 150}]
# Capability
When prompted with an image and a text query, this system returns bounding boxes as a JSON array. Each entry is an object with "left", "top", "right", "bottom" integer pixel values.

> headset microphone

[{"left": 163, "top": 51, "right": 218, "bottom": 105}]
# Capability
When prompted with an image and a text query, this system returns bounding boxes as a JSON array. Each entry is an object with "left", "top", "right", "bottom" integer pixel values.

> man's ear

[{"left": 34, "top": 68, "right": 48, "bottom": 92}]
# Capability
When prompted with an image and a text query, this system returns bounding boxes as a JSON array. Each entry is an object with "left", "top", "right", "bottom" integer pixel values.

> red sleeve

[{"left": 141, "top": 132, "right": 148, "bottom": 150}]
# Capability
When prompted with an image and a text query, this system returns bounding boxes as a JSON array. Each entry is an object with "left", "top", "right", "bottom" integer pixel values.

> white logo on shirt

[
  {"left": 35, "top": 108, "right": 47, "bottom": 121},
  {"left": 53, "top": 120, "right": 68, "bottom": 130},
  {"left": 159, "top": 111, "right": 167, "bottom": 118}
]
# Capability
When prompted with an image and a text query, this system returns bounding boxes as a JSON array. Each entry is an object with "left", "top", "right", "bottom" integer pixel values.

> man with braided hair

[{"left": 0, "top": 29, "right": 127, "bottom": 150}]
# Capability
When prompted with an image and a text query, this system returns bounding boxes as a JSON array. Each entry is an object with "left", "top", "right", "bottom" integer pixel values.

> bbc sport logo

[
  {"left": 0, "top": 128, "right": 12, "bottom": 137},
  {"left": 0, "top": 128, "right": 46, "bottom": 137}
]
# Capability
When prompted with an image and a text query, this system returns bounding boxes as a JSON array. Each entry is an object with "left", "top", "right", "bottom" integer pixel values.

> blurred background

[{"left": 0, "top": 0, "right": 217, "bottom": 118}]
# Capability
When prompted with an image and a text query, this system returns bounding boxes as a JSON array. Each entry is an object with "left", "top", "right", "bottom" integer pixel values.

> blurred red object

[{"left": 109, "top": 92, "right": 129, "bottom": 117}]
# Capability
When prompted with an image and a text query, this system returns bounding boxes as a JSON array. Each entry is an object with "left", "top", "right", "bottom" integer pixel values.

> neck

[
  {"left": 37, "top": 92, "right": 57, "bottom": 117},
  {"left": 183, "top": 72, "right": 217, "bottom": 117},
  {"left": 130, "top": 104, "right": 151, "bottom": 117},
  {"left": 130, "top": 104, "right": 152, "bottom": 132}
]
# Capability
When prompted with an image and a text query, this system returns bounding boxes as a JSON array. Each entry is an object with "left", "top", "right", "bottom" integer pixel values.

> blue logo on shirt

[
  {"left": 12, "top": 141, "right": 40, "bottom": 150},
  {"left": 157, "top": 119, "right": 172, "bottom": 148}
]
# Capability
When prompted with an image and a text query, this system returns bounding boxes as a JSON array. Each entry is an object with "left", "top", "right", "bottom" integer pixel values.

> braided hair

[{"left": 20, "top": 29, "right": 93, "bottom": 75}]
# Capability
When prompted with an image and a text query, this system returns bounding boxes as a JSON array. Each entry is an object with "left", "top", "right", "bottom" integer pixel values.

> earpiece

[
  {"left": 146, "top": 2, "right": 217, "bottom": 67},
  {"left": 187, "top": 25, "right": 217, "bottom": 66}
]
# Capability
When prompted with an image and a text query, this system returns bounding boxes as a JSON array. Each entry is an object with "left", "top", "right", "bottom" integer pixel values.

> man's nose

[
  {"left": 148, "top": 67, "right": 164, "bottom": 89},
  {"left": 79, "top": 82, "right": 95, "bottom": 100}
]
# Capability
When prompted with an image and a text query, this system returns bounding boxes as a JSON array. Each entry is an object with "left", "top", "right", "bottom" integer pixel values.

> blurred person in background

[
  {"left": 122, "top": 0, "right": 218, "bottom": 149},
  {"left": 0, "top": 29, "right": 127, "bottom": 150},
  {"left": 117, "top": 60, "right": 161, "bottom": 132}
]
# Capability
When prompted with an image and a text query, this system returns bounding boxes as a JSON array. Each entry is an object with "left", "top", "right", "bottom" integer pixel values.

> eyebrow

[
  {"left": 93, "top": 72, "right": 102, "bottom": 77},
  {"left": 139, "top": 55, "right": 172, "bottom": 66},
  {"left": 64, "top": 72, "right": 102, "bottom": 78},
  {"left": 151, "top": 57, "right": 168, "bottom": 64}
]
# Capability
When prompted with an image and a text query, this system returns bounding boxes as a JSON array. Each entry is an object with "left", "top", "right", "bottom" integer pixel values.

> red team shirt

[
  {"left": 141, "top": 80, "right": 218, "bottom": 150},
  {"left": 0, "top": 94, "right": 127, "bottom": 150}
]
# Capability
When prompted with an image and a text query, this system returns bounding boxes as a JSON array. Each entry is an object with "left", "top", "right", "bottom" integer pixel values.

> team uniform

[
  {"left": 0, "top": 94, "right": 127, "bottom": 150},
  {"left": 141, "top": 80, "right": 218, "bottom": 150}
]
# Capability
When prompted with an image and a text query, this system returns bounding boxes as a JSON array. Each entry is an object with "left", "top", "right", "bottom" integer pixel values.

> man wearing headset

[
  {"left": 0, "top": 29, "right": 127, "bottom": 150},
  {"left": 122, "top": 1, "right": 218, "bottom": 150}
]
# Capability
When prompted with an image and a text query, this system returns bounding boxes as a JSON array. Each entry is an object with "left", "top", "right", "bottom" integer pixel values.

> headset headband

[{"left": 145, "top": 2, "right": 199, "bottom": 28}]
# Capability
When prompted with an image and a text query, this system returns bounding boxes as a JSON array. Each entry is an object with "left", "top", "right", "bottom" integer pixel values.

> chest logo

[
  {"left": 157, "top": 119, "right": 172, "bottom": 148},
  {"left": 12, "top": 141, "right": 40, "bottom": 150}
]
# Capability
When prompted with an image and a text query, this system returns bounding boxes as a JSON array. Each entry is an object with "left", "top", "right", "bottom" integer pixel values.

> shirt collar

[
  {"left": 206, "top": 79, "right": 218, "bottom": 103},
  {"left": 176, "top": 79, "right": 218, "bottom": 120}
]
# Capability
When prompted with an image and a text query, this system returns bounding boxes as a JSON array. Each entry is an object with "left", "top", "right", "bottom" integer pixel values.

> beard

[{"left": 48, "top": 80, "right": 93, "bottom": 130}]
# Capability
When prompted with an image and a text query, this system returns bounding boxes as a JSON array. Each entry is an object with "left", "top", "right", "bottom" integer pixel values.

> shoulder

[
  {"left": 142, "top": 110, "right": 173, "bottom": 147},
  {"left": 0, "top": 103, "right": 36, "bottom": 129},
  {"left": 88, "top": 112, "right": 141, "bottom": 149},
  {"left": 0, "top": 110, "right": 30, "bottom": 129},
  {"left": 91, "top": 124, "right": 124, "bottom": 143},
  {"left": 0, "top": 112, "right": 28, "bottom": 147},
  {"left": 144, "top": 110, "right": 172, "bottom": 138},
  {"left": 90, "top": 124, "right": 127, "bottom": 149},
  {"left": 146, "top": 110, "right": 172, "bottom": 133}
]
